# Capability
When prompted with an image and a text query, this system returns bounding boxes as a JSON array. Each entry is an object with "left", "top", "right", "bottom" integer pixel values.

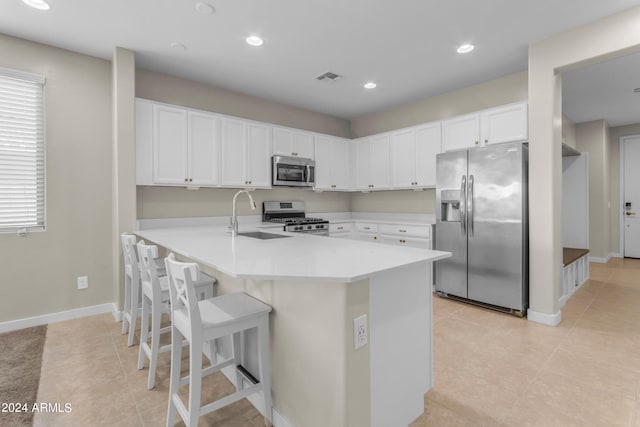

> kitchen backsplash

[{"left": 136, "top": 186, "right": 435, "bottom": 219}]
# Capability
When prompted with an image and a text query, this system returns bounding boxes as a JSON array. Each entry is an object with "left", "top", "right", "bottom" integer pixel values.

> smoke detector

[{"left": 315, "top": 71, "right": 342, "bottom": 82}]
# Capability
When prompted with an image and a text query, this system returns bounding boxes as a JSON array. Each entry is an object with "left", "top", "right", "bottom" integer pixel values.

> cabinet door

[
  {"left": 414, "top": 122, "right": 441, "bottom": 187},
  {"left": 333, "top": 138, "right": 351, "bottom": 190},
  {"left": 354, "top": 138, "right": 371, "bottom": 190},
  {"left": 313, "top": 134, "right": 334, "bottom": 190},
  {"left": 370, "top": 134, "right": 390, "bottom": 189},
  {"left": 135, "top": 99, "right": 153, "bottom": 185},
  {"left": 246, "top": 123, "right": 271, "bottom": 188},
  {"left": 391, "top": 129, "right": 416, "bottom": 188},
  {"left": 292, "top": 132, "right": 314, "bottom": 159},
  {"left": 442, "top": 113, "right": 480, "bottom": 152},
  {"left": 272, "top": 127, "right": 293, "bottom": 157},
  {"left": 220, "top": 117, "right": 247, "bottom": 187},
  {"left": 188, "top": 111, "right": 219, "bottom": 186},
  {"left": 481, "top": 103, "right": 528, "bottom": 145},
  {"left": 153, "top": 104, "right": 188, "bottom": 185}
]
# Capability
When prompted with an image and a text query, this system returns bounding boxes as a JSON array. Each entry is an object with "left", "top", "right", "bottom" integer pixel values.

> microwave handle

[{"left": 305, "top": 165, "right": 311, "bottom": 183}]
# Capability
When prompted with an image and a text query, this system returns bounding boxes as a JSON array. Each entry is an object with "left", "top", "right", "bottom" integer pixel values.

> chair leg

[
  {"left": 121, "top": 275, "right": 131, "bottom": 335},
  {"left": 137, "top": 294, "right": 150, "bottom": 370},
  {"left": 147, "top": 297, "right": 162, "bottom": 390},
  {"left": 166, "top": 325, "right": 182, "bottom": 427},
  {"left": 257, "top": 316, "right": 273, "bottom": 426},
  {"left": 127, "top": 278, "right": 139, "bottom": 347},
  {"left": 232, "top": 332, "right": 243, "bottom": 392},
  {"left": 187, "top": 334, "right": 203, "bottom": 427}
]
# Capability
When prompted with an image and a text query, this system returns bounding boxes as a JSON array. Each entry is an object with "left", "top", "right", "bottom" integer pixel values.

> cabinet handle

[
  {"left": 485, "top": 139, "right": 488, "bottom": 143},
  {"left": 373, "top": 236, "right": 377, "bottom": 240},
  {"left": 184, "top": 178, "right": 188, "bottom": 182},
  {"left": 475, "top": 141, "right": 479, "bottom": 145},
  {"left": 337, "top": 226, "right": 343, "bottom": 230},
  {"left": 363, "top": 227, "right": 370, "bottom": 230},
  {"left": 399, "top": 229, "right": 407, "bottom": 233}
]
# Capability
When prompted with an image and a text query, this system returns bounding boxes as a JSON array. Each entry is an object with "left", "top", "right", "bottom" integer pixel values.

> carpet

[{"left": 0, "top": 325, "right": 47, "bottom": 427}]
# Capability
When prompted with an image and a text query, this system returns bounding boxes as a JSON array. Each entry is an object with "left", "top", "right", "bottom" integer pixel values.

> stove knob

[
  {"left": 295, "top": 226, "right": 302, "bottom": 231},
  {"left": 307, "top": 225, "right": 312, "bottom": 230},
  {"left": 316, "top": 225, "right": 322, "bottom": 229}
]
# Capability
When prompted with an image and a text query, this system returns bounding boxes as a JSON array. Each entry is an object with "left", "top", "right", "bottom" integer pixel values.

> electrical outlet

[
  {"left": 353, "top": 314, "right": 368, "bottom": 350},
  {"left": 77, "top": 276, "right": 88, "bottom": 290}
]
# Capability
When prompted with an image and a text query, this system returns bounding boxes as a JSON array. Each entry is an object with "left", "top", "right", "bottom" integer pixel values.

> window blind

[{"left": 0, "top": 69, "right": 45, "bottom": 232}]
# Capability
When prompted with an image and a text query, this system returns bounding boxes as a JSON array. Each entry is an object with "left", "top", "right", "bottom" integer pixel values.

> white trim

[
  {"left": 589, "top": 255, "right": 611, "bottom": 264},
  {"left": 610, "top": 252, "right": 623, "bottom": 258},
  {"left": 111, "top": 303, "right": 122, "bottom": 322},
  {"left": 527, "top": 309, "right": 562, "bottom": 327},
  {"left": 0, "top": 303, "right": 114, "bottom": 334}
]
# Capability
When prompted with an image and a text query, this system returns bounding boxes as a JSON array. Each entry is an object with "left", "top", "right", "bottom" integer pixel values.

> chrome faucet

[{"left": 230, "top": 190, "right": 256, "bottom": 237}]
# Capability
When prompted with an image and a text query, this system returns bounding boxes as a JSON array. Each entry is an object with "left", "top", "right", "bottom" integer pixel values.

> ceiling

[
  {"left": 563, "top": 52, "right": 640, "bottom": 127},
  {"left": 2, "top": 0, "right": 640, "bottom": 120}
]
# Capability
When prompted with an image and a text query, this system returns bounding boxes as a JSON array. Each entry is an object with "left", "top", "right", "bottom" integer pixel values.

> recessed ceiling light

[
  {"left": 21, "top": 0, "right": 50, "bottom": 10},
  {"left": 364, "top": 82, "right": 377, "bottom": 89},
  {"left": 246, "top": 36, "right": 264, "bottom": 47},
  {"left": 195, "top": 2, "right": 215, "bottom": 14},
  {"left": 456, "top": 44, "right": 475, "bottom": 54},
  {"left": 170, "top": 42, "right": 187, "bottom": 51}
]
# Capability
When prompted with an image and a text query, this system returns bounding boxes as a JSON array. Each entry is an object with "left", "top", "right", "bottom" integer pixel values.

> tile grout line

[{"left": 108, "top": 319, "right": 146, "bottom": 427}]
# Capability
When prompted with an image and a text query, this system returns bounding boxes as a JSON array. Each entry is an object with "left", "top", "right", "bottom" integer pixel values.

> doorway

[{"left": 621, "top": 134, "right": 640, "bottom": 258}]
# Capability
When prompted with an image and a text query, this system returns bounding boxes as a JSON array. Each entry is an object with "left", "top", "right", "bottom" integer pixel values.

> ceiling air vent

[{"left": 315, "top": 71, "right": 342, "bottom": 82}]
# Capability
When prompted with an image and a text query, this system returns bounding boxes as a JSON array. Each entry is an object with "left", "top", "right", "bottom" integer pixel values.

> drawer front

[
  {"left": 355, "top": 222, "right": 378, "bottom": 233},
  {"left": 378, "top": 224, "right": 430, "bottom": 238},
  {"left": 330, "top": 222, "right": 354, "bottom": 233},
  {"left": 380, "top": 235, "right": 431, "bottom": 249}
]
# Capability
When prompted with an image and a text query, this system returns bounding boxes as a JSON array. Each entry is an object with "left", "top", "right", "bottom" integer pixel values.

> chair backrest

[
  {"left": 164, "top": 253, "right": 202, "bottom": 333},
  {"left": 120, "top": 233, "right": 139, "bottom": 278},
  {"left": 137, "top": 240, "right": 162, "bottom": 298}
]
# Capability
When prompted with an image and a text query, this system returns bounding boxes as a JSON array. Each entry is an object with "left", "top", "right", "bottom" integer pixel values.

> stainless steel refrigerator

[{"left": 435, "top": 141, "right": 528, "bottom": 315}]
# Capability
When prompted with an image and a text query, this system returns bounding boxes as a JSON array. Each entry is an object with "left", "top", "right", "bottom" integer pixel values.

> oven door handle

[{"left": 305, "top": 165, "right": 311, "bottom": 183}]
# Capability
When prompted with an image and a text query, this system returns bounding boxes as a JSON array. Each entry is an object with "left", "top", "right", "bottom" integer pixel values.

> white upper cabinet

[
  {"left": 153, "top": 104, "right": 189, "bottom": 185},
  {"left": 188, "top": 111, "right": 219, "bottom": 186},
  {"left": 480, "top": 102, "right": 528, "bottom": 145},
  {"left": 414, "top": 123, "right": 442, "bottom": 187},
  {"left": 355, "top": 135, "right": 390, "bottom": 191},
  {"left": 442, "top": 102, "right": 528, "bottom": 152},
  {"left": 442, "top": 113, "right": 480, "bottom": 152},
  {"left": 273, "top": 127, "right": 315, "bottom": 159},
  {"left": 220, "top": 116, "right": 271, "bottom": 188},
  {"left": 314, "top": 135, "right": 351, "bottom": 191},
  {"left": 136, "top": 99, "right": 219, "bottom": 186},
  {"left": 391, "top": 122, "right": 441, "bottom": 189}
]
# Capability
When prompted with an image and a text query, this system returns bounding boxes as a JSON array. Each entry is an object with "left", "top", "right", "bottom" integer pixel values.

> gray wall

[{"left": 0, "top": 34, "right": 113, "bottom": 322}]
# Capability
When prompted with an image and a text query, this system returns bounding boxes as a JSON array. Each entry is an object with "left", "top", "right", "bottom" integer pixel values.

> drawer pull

[
  {"left": 399, "top": 229, "right": 407, "bottom": 233},
  {"left": 337, "top": 226, "right": 343, "bottom": 230}
]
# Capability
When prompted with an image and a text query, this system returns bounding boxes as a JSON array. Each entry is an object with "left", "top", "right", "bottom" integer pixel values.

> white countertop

[{"left": 135, "top": 225, "right": 450, "bottom": 283}]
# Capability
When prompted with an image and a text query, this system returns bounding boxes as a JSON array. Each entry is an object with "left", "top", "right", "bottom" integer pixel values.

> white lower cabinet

[{"left": 329, "top": 222, "right": 353, "bottom": 238}]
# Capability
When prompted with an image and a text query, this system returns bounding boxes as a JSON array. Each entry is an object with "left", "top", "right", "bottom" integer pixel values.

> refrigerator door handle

[
  {"left": 460, "top": 175, "right": 467, "bottom": 235},
  {"left": 468, "top": 174, "right": 474, "bottom": 235}
]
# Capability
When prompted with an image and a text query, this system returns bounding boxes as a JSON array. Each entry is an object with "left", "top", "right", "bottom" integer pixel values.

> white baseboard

[
  {"left": 589, "top": 254, "right": 611, "bottom": 263},
  {"left": 610, "top": 252, "right": 623, "bottom": 259},
  {"left": 111, "top": 303, "right": 122, "bottom": 322},
  {"left": 0, "top": 303, "right": 115, "bottom": 334},
  {"left": 527, "top": 309, "right": 562, "bottom": 327}
]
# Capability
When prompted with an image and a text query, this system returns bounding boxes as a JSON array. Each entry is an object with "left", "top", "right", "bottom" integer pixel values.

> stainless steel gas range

[{"left": 263, "top": 201, "right": 329, "bottom": 236}]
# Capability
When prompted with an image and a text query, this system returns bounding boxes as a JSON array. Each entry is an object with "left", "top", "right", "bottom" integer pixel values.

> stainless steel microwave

[{"left": 272, "top": 155, "right": 315, "bottom": 187}]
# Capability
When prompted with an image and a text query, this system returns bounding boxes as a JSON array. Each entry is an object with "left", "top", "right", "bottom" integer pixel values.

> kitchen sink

[{"left": 237, "top": 231, "right": 291, "bottom": 240}]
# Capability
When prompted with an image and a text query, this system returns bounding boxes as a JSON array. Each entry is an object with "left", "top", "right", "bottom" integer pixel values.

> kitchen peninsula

[{"left": 136, "top": 222, "right": 450, "bottom": 427}]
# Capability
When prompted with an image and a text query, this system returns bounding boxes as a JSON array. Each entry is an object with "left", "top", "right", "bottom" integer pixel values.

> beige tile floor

[{"left": 31, "top": 258, "right": 640, "bottom": 426}]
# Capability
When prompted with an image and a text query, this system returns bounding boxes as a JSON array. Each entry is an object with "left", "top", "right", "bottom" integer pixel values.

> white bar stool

[
  {"left": 136, "top": 241, "right": 216, "bottom": 390},
  {"left": 164, "top": 253, "right": 273, "bottom": 427},
  {"left": 120, "top": 232, "right": 141, "bottom": 347}
]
